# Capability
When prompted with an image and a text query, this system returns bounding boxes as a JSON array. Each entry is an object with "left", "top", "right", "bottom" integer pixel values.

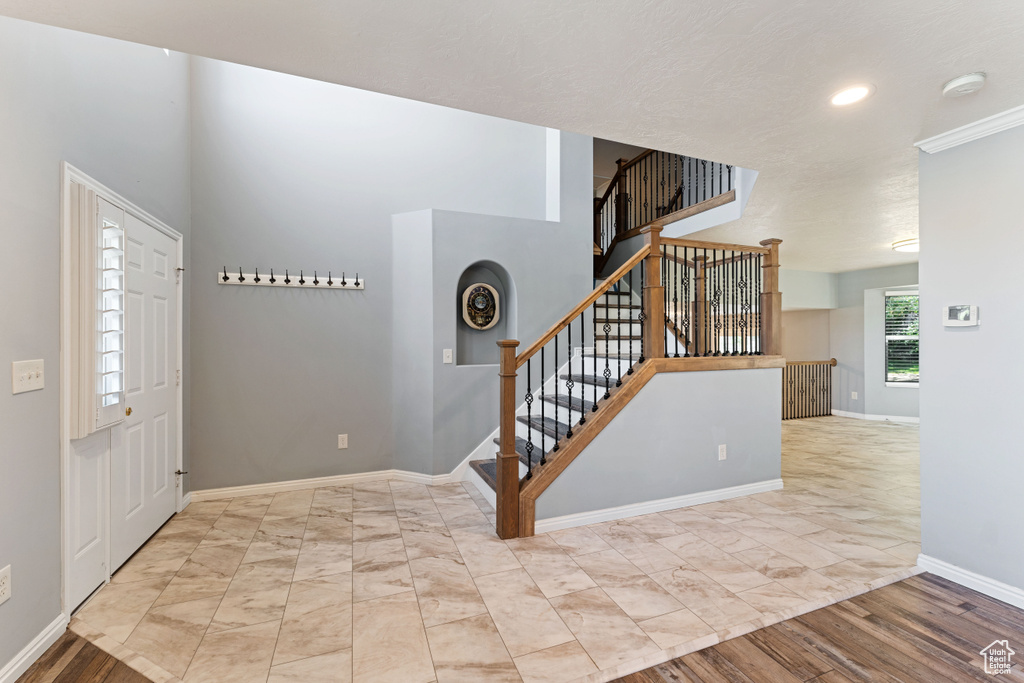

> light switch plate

[
  {"left": 338, "top": 434, "right": 348, "bottom": 449},
  {"left": 443, "top": 349, "right": 453, "bottom": 364},
  {"left": 12, "top": 360, "right": 44, "bottom": 394}
]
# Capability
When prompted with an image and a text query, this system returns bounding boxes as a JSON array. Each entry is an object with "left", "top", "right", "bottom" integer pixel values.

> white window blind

[{"left": 885, "top": 293, "right": 919, "bottom": 384}]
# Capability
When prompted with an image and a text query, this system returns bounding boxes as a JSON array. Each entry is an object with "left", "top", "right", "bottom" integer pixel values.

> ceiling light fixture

[
  {"left": 942, "top": 72, "right": 986, "bottom": 98},
  {"left": 892, "top": 238, "right": 919, "bottom": 253},
  {"left": 830, "top": 84, "right": 875, "bottom": 106}
]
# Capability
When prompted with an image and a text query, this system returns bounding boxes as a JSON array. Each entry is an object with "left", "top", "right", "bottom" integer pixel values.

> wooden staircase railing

[
  {"left": 490, "top": 229, "right": 783, "bottom": 539},
  {"left": 594, "top": 149, "right": 735, "bottom": 275}
]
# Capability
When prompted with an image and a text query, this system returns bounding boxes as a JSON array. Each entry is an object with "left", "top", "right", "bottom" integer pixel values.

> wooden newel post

[
  {"left": 496, "top": 340, "right": 520, "bottom": 539},
  {"left": 640, "top": 225, "right": 665, "bottom": 360},
  {"left": 593, "top": 197, "right": 602, "bottom": 248},
  {"left": 759, "top": 239, "right": 783, "bottom": 356}
]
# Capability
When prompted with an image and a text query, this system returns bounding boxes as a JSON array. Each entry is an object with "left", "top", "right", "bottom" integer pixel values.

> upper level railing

[
  {"left": 594, "top": 149, "right": 734, "bottom": 256},
  {"left": 495, "top": 227, "right": 781, "bottom": 538}
]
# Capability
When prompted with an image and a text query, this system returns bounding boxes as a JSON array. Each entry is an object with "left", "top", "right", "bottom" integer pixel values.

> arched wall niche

[{"left": 456, "top": 260, "right": 517, "bottom": 365}]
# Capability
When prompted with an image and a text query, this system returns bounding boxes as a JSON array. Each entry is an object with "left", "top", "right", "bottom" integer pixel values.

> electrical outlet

[
  {"left": 851, "top": 391, "right": 858, "bottom": 400},
  {"left": 0, "top": 565, "right": 10, "bottom": 605},
  {"left": 718, "top": 444, "right": 727, "bottom": 461},
  {"left": 337, "top": 434, "right": 348, "bottom": 449},
  {"left": 443, "top": 349, "right": 453, "bottom": 364}
]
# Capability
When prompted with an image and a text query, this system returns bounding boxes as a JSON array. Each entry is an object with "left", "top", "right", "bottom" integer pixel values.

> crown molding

[{"left": 915, "top": 104, "right": 1024, "bottom": 154}]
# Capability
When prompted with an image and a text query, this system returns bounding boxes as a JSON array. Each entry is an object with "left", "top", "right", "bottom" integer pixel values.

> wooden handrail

[
  {"left": 787, "top": 358, "right": 837, "bottom": 366},
  {"left": 593, "top": 148, "right": 657, "bottom": 219},
  {"left": 516, "top": 244, "right": 651, "bottom": 369},
  {"left": 660, "top": 235, "right": 769, "bottom": 255},
  {"left": 620, "top": 147, "right": 657, "bottom": 172}
]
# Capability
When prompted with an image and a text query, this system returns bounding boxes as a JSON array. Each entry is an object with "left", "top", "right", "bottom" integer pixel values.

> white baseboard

[
  {"left": 179, "top": 491, "right": 192, "bottom": 512},
  {"left": 0, "top": 614, "right": 69, "bottom": 683},
  {"left": 535, "top": 478, "right": 784, "bottom": 534},
  {"left": 831, "top": 409, "right": 919, "bottom": 424},
  {"left": 463, "top": 465, "right": 497, "bottom": 509},
  {"left": 190, "top": 468, "right": 453, "bottom": 502},
  {"left": 917, "top": 554, "right": 1024, "bottom": 610}
]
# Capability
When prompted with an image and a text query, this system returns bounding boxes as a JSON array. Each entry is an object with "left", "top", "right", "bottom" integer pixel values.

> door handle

[{"left": 126, "top": 407, "right": 133, "bottom": 416}]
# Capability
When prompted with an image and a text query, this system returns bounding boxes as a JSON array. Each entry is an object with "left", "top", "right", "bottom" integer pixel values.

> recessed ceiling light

[
  {"left": 830, "top": 84, "right": 875, "bottom": 106},
  {"left": 942, "top": 72, "right": 986, "bottom": 98},
  {"left": 892, "top": 238, "right": 919, "bottom": 253}
]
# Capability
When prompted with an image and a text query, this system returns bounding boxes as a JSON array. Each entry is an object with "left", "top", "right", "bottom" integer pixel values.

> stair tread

[
  {"left": 469, "top": 460, "right": 497, "bottom": 491},
  {"left": 516, "top": 414, "right": 571, "bottom": 440},
  {"left": 559, "top": 373, "right": 619, "bottom": 387},
  {"left": 541, "top": 393, "right": 597, "bottom": 413},
  {"left": 491, "top": 435, "right": 548, "bottom": 465}
]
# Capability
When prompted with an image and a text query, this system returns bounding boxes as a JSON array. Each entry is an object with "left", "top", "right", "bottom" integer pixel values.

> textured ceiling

[{"left": 4, "top": 0, "right": 1024, "bottom": 271}]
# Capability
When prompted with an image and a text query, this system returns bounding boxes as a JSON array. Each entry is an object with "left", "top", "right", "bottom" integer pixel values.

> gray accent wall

[
  {"left": 919, "top": 124, "right": 1024, "bottom": 593},
  {"left": 394, "top": 132, "right": 594, "bottom": 476},
  {"left": 0, "top": 17, "right": 191, "bottom": 670},
  {"left": 828, "top": 264, "right": 919, "bottom": 417},
  {"left": 537, "top": 369, "right": 781, "bottom": 520},
  {"left": 188, "top": 58, "right": 564, "bottom": 489}
]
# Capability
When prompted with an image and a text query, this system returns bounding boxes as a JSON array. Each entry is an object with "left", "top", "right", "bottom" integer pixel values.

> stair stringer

[{"left": 517, "top": 359, "right": 659, "bottom": 536}]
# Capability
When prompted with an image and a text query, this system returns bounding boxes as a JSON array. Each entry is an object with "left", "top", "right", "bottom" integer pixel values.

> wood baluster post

[
  {"left": 640, "top": 225, "right": 665, "bottom": 360},
  {"left": 496, "top": 340, "right": 521, "bottom": 539},
  {"left": 614, "top": 158, "right": 629, "bottom": 236},
  {"left": 759, "top": 238, "right": 783, "bottom": 356},
  {"left": 693, "top": 255, "right": 706, "bottom": 357}
]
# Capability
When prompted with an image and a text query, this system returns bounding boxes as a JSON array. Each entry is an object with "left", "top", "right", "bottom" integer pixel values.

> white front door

[
  {"left": 110, "top": 214, "right": 179, "bottom": 570},
  {"left": 67, "top": 430, "right": 110, "bottom": 608}
]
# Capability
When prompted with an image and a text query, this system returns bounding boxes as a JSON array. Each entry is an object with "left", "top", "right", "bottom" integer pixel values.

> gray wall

[
  {"left": 828, "top": 263, "right": 918, "bottom": 416},
  {"left": 919, "top": 124, "right": 1024, "bottom": 592},
  {"left": 0, "top": 17, "right": 190, "bottom": 670},
  {"left": 780, "top": 310, "right": 830, "bottom": 361},
  {"left": 393, "top": 131, "right": 594, "bottom": 475},
  {"left": 779, "top": 269, "right": 838, "bottom": 311},
  {"left": 538, "top": 369, "right": 782, "bottom": 519},
  {"left": 189, "top": 58, "right": 557, "bottom": 489}
]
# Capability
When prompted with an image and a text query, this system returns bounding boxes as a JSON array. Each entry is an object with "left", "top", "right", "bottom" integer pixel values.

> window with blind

[{"left": 885, "top": 293, "right": 919, "bottom": 384}]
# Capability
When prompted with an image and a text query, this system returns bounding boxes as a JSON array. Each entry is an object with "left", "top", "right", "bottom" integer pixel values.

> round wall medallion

[{"left": 462, "top": 283, "right": 500, "bottom": 330}]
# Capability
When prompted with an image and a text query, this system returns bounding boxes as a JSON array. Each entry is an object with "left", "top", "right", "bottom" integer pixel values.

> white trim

[
  {"left": 0, "top": 614, "right": 69, "bottom": 683},
  {"left": 915, "top": 104, "right": 1024, "bottom": 154},
  {"left": 190, "top": 469, "right": 453, "bottom": 502},
  {"left": 884, "top": 382, "right": 920, "bottom": 389},
  {"left": 831, "top": 408, "right": 919, "bottom": 424},
  {"left": 917, "top": 554, "right": 1024, "bottom": 611},
  {"left": 179, "top": 491, "right": 192, "bottom": 511},
  {"left": 534, "top": 479, "right": 783, "bottom": 534}
]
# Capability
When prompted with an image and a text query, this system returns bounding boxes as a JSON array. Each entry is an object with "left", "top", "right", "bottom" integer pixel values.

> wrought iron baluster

[
  {"left": 730, "top": 250, "right": 737, "bottom": 355},
  {"left": 540, "top": 347, "right": 546, "bottom": 461},
  {"left": 580, "top": 313, "right": 591, "bottom": 419},
  {"left": 727, "top": 165, "right": 733, "bottom": 192},
  {"left": 627, "top": 268, "right": 634, "bottom": 374},
  {"left": 565, "top": 325, "right": 573, "bottom": 438},
  {"left": 756, "top": 253, "right": 763, "bottom": 354},
  {"left": 525, "top": 359, "right": 534, "bottom": 478},
  {"left": 663, "top": 247, "right": 669, "bottom": 357},
  {"left": 616, "top": 280, "right": 623, "bottom": 387},
  {"left": 551, "top": 335, "right": 557, "bottom": 455},
  {"left": 673, "top": 245, "right": 680, "bottom": 357},
  {"left": 603, "top": 295, "right": 612, "bottom": 400},
  {"left": 638, "top": 261, "right": 646, "bottom": 364}
]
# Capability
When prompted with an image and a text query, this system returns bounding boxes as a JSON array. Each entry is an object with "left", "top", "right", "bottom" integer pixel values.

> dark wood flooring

[
  {"left": 15, "top": 630, "right": 148, "bottom": 683},
  {"left": 16, "top": 573, "right": 1024, "bottom": 682},
  {"left": 616, "top": 573, "right": 1024, "bottom": 683}
]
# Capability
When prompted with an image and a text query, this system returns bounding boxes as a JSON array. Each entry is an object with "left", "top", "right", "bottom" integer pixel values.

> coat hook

[
  {"left": 299, "top": 270, "right": 306, "bottom": 285},
  {"left": 269, "top": 268, "right": 276, "bottom": 284},
  {"left": 341, "top": 272, "right": 347, "bottom": 287},
  {"left": 284, "top": 269, "right": 291, "bottom": 285},
  {"left": 238, "top": 267, "right": 245, "bottom": 283},
  {"left": 327, "top": 271, "right": 333, "bottom": 286},
  {"left": 254, "top": 267, "right": 261, "bottom": 284},
  {"left": 313, "top": 270, "right": 319, "bottom": 286},
  {"left": 354, "top": 272, "right": 361, "bottom": 287},
  {"left": 222, "top": 266, "right": 229, "bottom": 282}
]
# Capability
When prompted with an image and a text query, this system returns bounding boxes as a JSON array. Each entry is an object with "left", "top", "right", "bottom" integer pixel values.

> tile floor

[{"left": 70, "top": 416, "right": 921, "bottom": 683}]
